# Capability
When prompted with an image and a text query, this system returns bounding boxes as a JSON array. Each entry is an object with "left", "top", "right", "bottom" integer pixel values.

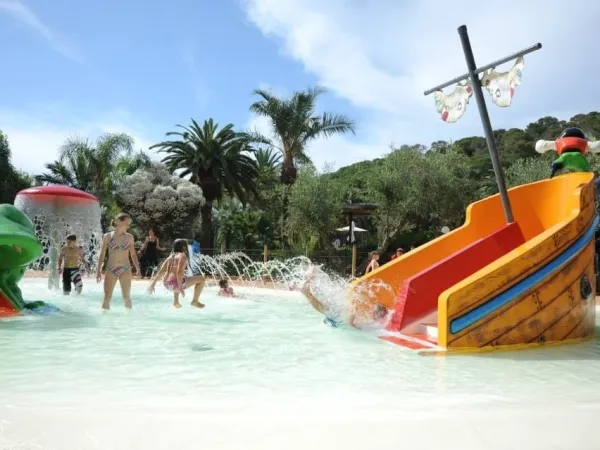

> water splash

[
  {"left": 13, "top": 198, "right": 102, "bottom": 290},
  {"left": 183, "top": 251, "right": 393, "bottom": 321}
]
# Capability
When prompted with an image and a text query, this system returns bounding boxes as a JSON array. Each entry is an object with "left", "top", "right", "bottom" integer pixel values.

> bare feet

[
  {"left": 173, "top": 303, "right": 182, "bottom": 308},
  {"left": 190, "top": 301, "right": 205, "bottom": 309}
]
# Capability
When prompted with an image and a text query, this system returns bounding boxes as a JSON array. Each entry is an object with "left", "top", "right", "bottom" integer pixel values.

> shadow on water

[
  {"left": 146, "top": 314, "right": 252, "bottom": 326},
  {"left": 472, "top": 332, "right": 600, "bottom": 362},
  {"left": 0, "top": 308, "right": 97, "bottom": 332},
  {"left": 190, "top": 344, "right": 214, "bottom": 352}
]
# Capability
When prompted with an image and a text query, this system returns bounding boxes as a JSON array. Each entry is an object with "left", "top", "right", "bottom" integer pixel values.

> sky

[{"left": 1, "top": 0, "right": 599, "bottom": 175}]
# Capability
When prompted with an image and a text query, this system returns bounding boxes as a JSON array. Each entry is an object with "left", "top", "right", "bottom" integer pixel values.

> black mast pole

[{"left": 457, "top": 25, "right": 514, "bottom": 223}]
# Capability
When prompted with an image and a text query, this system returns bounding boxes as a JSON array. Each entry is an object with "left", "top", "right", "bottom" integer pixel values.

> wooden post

[
  {"left": 342, "top": 203, "right": 378, "bottom": 280},
  {"left": 220, "top": 241, "right": 226, "bottom": 255},
  {"left": 305, "top": 247, "right": 309, "bottom": 258},
  {"left": 351, "top": 244, "right": 357, "bottom": 279},
  {"left": 263, "top": 244, "right": 268, "bottom": 263}
]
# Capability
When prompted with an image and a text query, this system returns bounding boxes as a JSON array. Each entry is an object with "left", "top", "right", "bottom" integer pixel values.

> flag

[
  {"left": 433, "top": 80, "right": 473, "bottom": 123},
  {"left": 481, "top": 56, "right": 524, "bottom": 107}
]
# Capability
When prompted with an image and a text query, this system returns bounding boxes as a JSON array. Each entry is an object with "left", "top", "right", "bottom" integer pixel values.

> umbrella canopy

[{"left": 336, "top": 221, "right": 367, "bottom": 232}]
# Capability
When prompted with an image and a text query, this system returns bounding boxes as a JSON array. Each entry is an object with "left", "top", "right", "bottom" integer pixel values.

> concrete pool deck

[{"left": 1, "top": 403, "right": 599, "bottom": 450}]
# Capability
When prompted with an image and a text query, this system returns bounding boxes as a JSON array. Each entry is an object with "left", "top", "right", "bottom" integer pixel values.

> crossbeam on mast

[{"left": 424, "top": 25, "right": 542, "bottom": 224}]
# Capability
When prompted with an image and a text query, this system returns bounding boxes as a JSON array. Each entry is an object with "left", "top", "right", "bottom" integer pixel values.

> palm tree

[
  {"left": 255, "top": 148, "right": 282, "bottom": 171},
  {"left": 36, "top": 132, "right": 135, "bottom": 198},
  {"left": 114, "top": 150, "right": 153, "bottom": 183},
  {"left": 35, "top": 149, "right": 96, "bottom": 192},
  {"left": 255, "top": 148, "right": 282, "bottom": 181},
  {"left": 150, "top": 118, "right": 259, "bottom": 252},
  {"left": 244, "top": 86, "right": 355, "bottom": 186}
]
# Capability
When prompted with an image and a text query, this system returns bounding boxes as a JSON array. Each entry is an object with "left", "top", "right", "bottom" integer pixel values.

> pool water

[{"left": 2, "top": 278, "right": 600, "bottom": 449}]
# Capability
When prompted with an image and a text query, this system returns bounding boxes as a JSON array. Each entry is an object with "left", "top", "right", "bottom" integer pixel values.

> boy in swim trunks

[{"left": 57, "top": 234, "right": 87, "bottom": 295}]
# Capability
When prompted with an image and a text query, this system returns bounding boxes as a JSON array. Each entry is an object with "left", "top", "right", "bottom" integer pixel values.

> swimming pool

[{"left": 1, "top": 278, "right": 600, "bottom": 450}]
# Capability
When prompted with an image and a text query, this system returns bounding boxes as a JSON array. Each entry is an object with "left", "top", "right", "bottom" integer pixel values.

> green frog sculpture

[
  {"left": 535, "top": 127, "right": 600, "bottom": 177},
  {"left": 0, "top": 204, "right": 51, "bottom": 316}
]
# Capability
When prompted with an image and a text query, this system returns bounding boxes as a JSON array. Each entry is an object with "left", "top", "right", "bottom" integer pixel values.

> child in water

[
  {"left": 96, "top": 213, "right": 141, "bottom": 310},
  {"left": 148, "top": 239, "right": 206, "bottom": 309},
  {"left": 218, "top": 279, "right": 236, "bottom": 297},
  {"left": 300, "top": 265, "right": 389, "bottom": 329},
  {"left": 57, "top": 234, "right": 88, "bottom": 295}
]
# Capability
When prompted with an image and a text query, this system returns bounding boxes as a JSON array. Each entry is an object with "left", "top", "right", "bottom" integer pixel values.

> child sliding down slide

[
  {"left": 148, "top": 239, "right": 206, "bottom": 309},
  {"left": 300, "top": 265, "right": 389, "bottom": 329}
]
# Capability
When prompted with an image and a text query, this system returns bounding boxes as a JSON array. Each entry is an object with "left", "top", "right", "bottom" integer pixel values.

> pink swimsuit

[{"left": 164, "top": 277, "right": 186, "bottom": 292}]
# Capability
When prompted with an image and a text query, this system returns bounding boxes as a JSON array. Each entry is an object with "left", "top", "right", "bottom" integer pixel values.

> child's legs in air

[{"left": 185, "top": 275, "right": 206, "bottom": 307}]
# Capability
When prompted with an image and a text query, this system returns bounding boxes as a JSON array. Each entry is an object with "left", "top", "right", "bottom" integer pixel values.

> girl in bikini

[
  {"left": 95, "top": 213, "right": 141, "bottom": 311},
  {"left": 147, "top": 239, "right": 206, "bottom": 308}
]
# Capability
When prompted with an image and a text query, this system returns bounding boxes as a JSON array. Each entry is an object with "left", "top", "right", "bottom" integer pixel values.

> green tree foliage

[
  {"left": 24, "top": 107, "right": 600, "bottom": 272},
  {"left": 151, "top": 119, "right": 259, "bottom": 252},
  {"left": 0, "top": 131, "right": 33, "bottom": 203},
  {"left": 365, "top": 146, "right": 476, "bottom": 253},
  {"left": 36, "top": 133, "right": 135, "bottom": 198},
  {"left": 34, "top": 133, "right": 149, "bottom": 229},
  {"left": 213, "top": 197, "right": 275, "bottom": 251},
  {"left": 115, "top": 163, "right": 204, "bottom": 241},
  {"left": 505, "top": 155, "right": 553, "bottom": 188},
  {"left": 286, "top": 165, "right": 345, "bottom": 251},
  {"left": 244, "top": 86, "right": 355, "bottom": 186}
]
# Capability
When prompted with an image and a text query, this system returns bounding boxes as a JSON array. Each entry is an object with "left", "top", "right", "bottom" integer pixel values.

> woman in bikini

[
  {"left": 95, "top": 213, "right": 141, "bottom": 310},
  {"left": 147, "top": 239, "right": 206, "bottom": 308}
]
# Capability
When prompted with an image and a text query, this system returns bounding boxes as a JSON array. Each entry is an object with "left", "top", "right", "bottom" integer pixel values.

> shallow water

[
  {"left": 1, "top": 279, "right": 600, "bottom": 449},
  {"left": 2, "top": 279, "right": 600, "bottom": 410}
]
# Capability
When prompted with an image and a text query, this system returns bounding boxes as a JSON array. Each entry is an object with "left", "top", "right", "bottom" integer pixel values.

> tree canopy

[
  {"left": 4, "top": 88, "right": 597, "bottom": 273},
  {"left": 0, "top": 131, "right": 33, "bottom": 204}
]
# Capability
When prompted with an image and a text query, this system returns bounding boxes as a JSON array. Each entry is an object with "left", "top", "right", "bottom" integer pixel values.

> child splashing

[
  {"left": 148, "top": 239, "right": 206, "bottom": 309},
  {"left": 300, "top": 265, "right": 390, "bottom": 330}
]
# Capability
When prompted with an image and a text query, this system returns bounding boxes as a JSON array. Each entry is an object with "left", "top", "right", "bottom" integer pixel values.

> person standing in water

[
  {"left": 57, "top": 234, "right": 87, "bottom": 295},
  {"left": 137, "top": 228, "right": 166, "bottom": 279},
  {"left": 147, "top": 239, "right": 206, "bottom": 308},
  {"left": 95, "top": 213, "right": 141, "bottom": 311},
  {"left": 365, "top": 251, "right": 380, "bottom": 274}
]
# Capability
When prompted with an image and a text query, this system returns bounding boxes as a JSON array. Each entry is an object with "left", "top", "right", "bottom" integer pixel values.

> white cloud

[
  {"left": 0, "top": 107, "right": 161, "bottom": 174},
  {"left": 242, "top": 0, "right": 600, "bottom": 168},
  {"left": 0, "top": 0, "right": 83, "bottom": 63}
]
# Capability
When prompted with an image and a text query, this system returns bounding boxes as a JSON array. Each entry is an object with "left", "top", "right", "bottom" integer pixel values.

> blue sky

[{"left": 1, "top": 0, "right": 599, "bottom": 174}]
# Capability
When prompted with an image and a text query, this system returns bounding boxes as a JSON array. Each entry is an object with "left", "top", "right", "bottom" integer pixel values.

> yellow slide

[{"left": 352, "top": 172, "right": 597, "bottom": 353}]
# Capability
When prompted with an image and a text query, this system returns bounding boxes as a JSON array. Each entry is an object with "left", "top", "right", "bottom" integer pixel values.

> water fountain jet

[{"left": 14, "top": 186, "right": 103, "bottom": 290}]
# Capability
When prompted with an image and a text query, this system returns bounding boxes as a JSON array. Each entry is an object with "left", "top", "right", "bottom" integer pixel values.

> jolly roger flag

[
  {"left": 481, "top": 56, "right": 524, "bottom": 107},
  {"left": 434, "top": 80, "right": 473, "bottom": 123},
  {"left": 433, "top": 56, "right": 525, "bottom": 123}
]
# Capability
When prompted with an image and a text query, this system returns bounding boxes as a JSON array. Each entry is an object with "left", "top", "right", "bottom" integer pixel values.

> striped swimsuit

[{"left": 107, "top": 234, "right": 132, "bottom": 277}]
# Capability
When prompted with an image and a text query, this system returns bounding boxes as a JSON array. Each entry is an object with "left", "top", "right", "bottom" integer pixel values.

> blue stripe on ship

[{"left": 450, "top": 215, "right": 599, "bottom": 335}]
